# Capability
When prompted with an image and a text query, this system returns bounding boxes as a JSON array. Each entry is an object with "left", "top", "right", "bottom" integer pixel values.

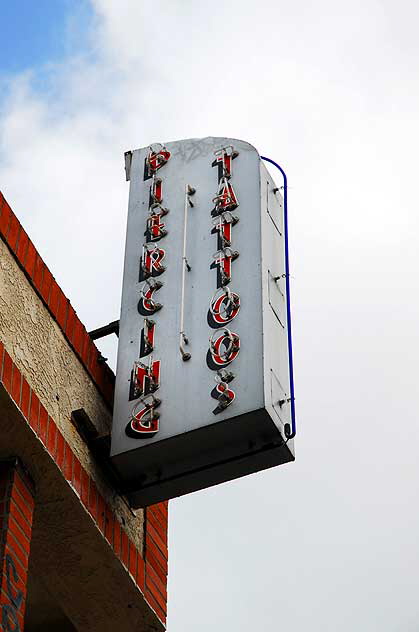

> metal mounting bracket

[{"left": 88, "top": 320, "right": 120, "bottom": 341}]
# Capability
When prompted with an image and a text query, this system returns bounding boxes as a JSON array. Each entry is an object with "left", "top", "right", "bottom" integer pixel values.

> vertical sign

[{"left": 111, "top": 137, "right": 295, "bottom": 507}]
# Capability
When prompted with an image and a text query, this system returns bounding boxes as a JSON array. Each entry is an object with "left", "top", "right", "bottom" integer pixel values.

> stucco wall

[{"left": 0, "top": 238, "right": 144, "bottom": 550}]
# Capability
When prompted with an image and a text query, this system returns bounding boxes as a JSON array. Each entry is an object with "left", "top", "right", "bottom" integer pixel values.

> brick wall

[
  {"left": 144, "top": 504, "right": 169, "bottom": 621},
  {"left": 0, "top": 460, "right": 35, "bottom": 632},
  {"left": 0, "top": 191, "right": 114, "bottom": 409},
  {"left": 0, "top": 192, "right": 169, "bottom": 626}
]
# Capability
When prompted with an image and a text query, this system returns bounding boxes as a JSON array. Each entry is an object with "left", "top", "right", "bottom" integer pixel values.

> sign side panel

[{"left": 260, "top": 163, "right": 292, "bottom": 443}]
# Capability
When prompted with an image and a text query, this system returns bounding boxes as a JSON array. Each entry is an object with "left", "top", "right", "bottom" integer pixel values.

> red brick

[
  {"left": 72, "top": 319, "right": 84, "bottom": 356},
  {"left": 87, "top": 480, "right": 98, "bottom": 520},
  {"left": 128, "top": 542, "right": 137, "bottom": 578},
  {"left": 148, "top": 504, "right": 168, "bottom": 527},
  {"left": 121, "top": 530, "right": 129, "bottom": 568},
  {"left": 97, "top": 494, "right": 105, "bottom": 533},
  {"left": 81, "top": 330, "right": 92, "bottom": 366},
  {"left": 150, "top": 501, "right": 168, "bottom": 522},
  {"left": 48, "top": 280, "right": 60, "bottom": 317},
  {"left": 24, "top": 241, "right": 36, "bottom": 277},
  {"left": 9, "top": 502, "right": 32, "bottom": 540},
  {"left": 153, "top": 500, "right": 168, "bottom": 513},
  {"left": 65, "top": 305, "right": 76, "bottom": 342},
  {"left": 40, "top": 267, "right": 53, "bottom": 304},
  {"left": 145, "top": 575, "right": 167, "bottom": 614},
  {"left": 146, "top": 562, "right": 167, "bottom": 600},
  {"left": 81, "top": 468, "right": 89, "bottom": 507},
  {"left": 63, "top": 442, "right": 73, "bottom": 481},
  {"left": 147, "top": 521, "right": 167, "bottom": 557},
  {"left": 6, "top": 532, "right": 29, "bottom": 569},
  {"left": 147, "top": 510, "right": 168, "bottom": 545},
  {"left": 2, "top": 351, "right": 13, "bottom": 393},
  {"left": 20, "top": 378, "right": 30, "bottom": 418},
  {"left": 95, "top": 365, "right": 106, "bottom": 390},
  {"left": 18, "top": 611, "right": 26, "bottom": 632},
  {"left": 72, "top": 457, "right": 82, "bottom": 496},
  {"left": 16, "top": 228, "right": 29, "bottom": 264},
  {"left": 7, "top": 516, "right": 30, "bottom": 555},
  {"left": 145, "top": 549, "right": 167, "bottom": 584},
  {"left": 28, "top": 391, "right": 40, "bottom": 433},
  {"left": 93, "top": 371, "right": 106, "bottom": 397},
  {"left": 147, "top": 512, "right": 167, "bottom": 539},
  {"left": 12, "top": 472, "right": 34, "bottom": 510},
  {"left": 88, "top": 347, "right": 99, "bottom": 374},
  {"left": 144, "top": 589, "right": 166, "bottom": 624},
  {"left": 0, "top": 197, "right": 12, "bottom": 235},
  {"left": 136, "top": 554, "right": 145, "bottom": 592},
  {"left": 55, "top": 430, "right": 65, "bottom": 470},
  {"left": 56, "top": 292, "right": 69, "bottom": 330},
  {"left": 46, "top": 417, "right": 57, "bottom": 456},
  {"left": 104, "top": 507, "right": 114, "bottom": 546},
  {"left": 33, "top": 255, "right": 44, "bottom": 290},
  {"left": 113, "top": 521, "right": 121, "bottom": 557},
  {"left": 7, "top": 214, "right": 20, "bottom": 252},
  {"left": 7, "top": 506, "right": 32, "bottom": 540},
  {"left": 148, "top": 502, "right": 167, "bottom": 517},
  {"left": 11, "top": 365, "right": 22, "bottom": 406},
  {"left": 102, "top": 370, "right": 115, "bottom": 406},
  {"left": 38, "top": 404, "right": 48, "bottom": 445},
  {"left": 145, "top": 540, "right": 168, "bottom": 576},
  {"left": 10, "top": 486, "right": 33, "bottom": 527}
]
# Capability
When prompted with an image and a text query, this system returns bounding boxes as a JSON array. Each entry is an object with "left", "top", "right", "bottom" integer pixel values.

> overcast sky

[{"left": 2, "top": 1, "right": 419, "bottom": 630}]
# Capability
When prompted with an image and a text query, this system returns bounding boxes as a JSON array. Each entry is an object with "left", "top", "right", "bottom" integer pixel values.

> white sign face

[{"left": 111, "top": 137, "right": 295, "bottom": 507}]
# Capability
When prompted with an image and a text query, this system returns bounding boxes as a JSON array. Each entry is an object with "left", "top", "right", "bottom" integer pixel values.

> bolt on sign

[{"left": 111, "top": 137, "right": 296, "bottom": 507}]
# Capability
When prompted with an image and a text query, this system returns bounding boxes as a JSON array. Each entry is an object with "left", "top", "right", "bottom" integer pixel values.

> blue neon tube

[{"left": 260, "top": 156, "right": 296, "bottom": 439}]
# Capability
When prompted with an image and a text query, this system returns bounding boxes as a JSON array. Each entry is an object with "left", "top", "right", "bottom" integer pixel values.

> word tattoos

[{"left": 207, "top": 146, "right": 241, "bottom": 414}]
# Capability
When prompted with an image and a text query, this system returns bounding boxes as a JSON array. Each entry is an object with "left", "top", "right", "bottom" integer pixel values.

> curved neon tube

[{"left": 261, "top": 156, "right": 296, "bottom": 439}]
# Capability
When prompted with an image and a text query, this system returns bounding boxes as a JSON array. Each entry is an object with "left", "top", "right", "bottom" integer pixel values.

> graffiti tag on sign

[{"left": 2, "top": 553, "right": 24, "bottom": 632}]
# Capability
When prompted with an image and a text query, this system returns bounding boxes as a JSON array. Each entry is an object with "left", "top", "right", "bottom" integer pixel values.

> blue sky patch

[{"left": 1, "top": 0, "right": 92, "bottom": 76}]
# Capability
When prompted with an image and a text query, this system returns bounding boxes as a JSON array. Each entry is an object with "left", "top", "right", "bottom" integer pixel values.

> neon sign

[
  {"left": 112, "top": 137, "right": 296, "bottom": 508},
  {"left": 126, "top": 145, "right": 171, "bottom": 438},
  {"left": 208, "top": 146, "right": 241, "bottom": 413}
]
